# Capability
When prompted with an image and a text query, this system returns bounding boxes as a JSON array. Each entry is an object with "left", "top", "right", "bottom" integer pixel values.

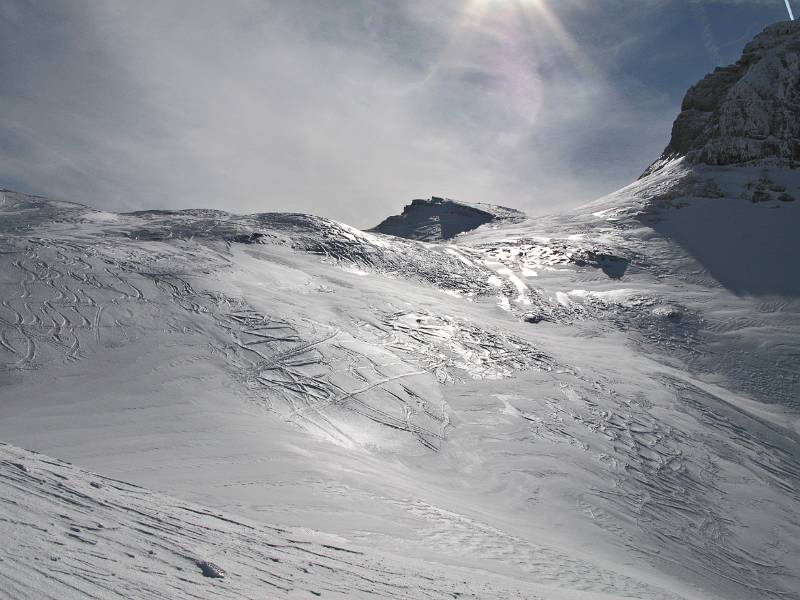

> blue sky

[{"left": 0, "top": 1, "right": 793, "bottom": 227}]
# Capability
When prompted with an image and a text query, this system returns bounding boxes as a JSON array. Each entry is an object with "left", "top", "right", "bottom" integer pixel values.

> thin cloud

[{"left": 0, "top": 0, "right": 784, "bottom": 227}]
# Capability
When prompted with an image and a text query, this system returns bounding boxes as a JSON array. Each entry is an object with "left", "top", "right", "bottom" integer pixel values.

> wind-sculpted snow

[
  {"left": 475, "top": 239, "right": 632, "bottom": 280},
  {"left": 123, "top": 207, "right": 510, "bottom": 298},
  {"left": 0, "top": 441, "right": 540, "bottom": 599},
  {"left": 253, "top": 213, "right": 500, "bottom": 297},
  {"left": 361, "top": 310, "right": 555, "bottom": 381}
]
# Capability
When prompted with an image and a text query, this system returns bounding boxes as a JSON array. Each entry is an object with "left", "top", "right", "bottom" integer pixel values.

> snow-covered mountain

[{"left": 1, "top": 21, "right": 799, "bottom": 600}]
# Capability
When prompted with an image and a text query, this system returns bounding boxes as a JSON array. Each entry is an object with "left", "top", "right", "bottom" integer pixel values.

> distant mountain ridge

[{"left": 644, "top": 20, "right": 800, "bottom": 176}]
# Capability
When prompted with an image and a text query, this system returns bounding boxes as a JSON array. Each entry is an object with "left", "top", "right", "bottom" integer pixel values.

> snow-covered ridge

[{"left": 644, "top": 20, "right": 800, "bottom": 175}]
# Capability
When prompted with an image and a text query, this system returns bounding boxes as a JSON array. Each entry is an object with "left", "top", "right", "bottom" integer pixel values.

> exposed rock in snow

[
  {"left": 370, "top": 196, "right": 525, "bottom": 241},
  {"left": 644, "top": 21, "right": 800, "bottom": 175},
  {"left": 195, "top": 560, "right": 226, "bottom": 578}
]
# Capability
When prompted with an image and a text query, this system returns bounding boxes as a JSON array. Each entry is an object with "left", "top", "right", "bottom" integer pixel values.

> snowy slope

[
  {"left": 0, "top": 440, "right": 546, "bottom": 599},
  {"left": 2, "top": 20, "right": 800, "bottom": 600},
  {"left": 2, "top": 175, "right": 799, "bottom": 599}
]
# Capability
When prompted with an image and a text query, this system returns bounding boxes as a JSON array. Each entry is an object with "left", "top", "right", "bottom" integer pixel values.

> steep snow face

[
  {"left": 645, "top": 21, "right": 800, "bottom": 174},
  {"left": 370, "top": 196, "right": 525, "bottom": 241}
]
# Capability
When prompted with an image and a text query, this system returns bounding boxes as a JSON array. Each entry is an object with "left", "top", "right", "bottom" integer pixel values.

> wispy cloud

[{"left": 0, "top": 0, "right": 785, "bottom": 226}]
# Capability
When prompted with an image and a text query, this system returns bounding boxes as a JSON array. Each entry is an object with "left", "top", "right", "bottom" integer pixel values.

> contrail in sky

[{"left": 787, "top": 0, "right": 796, "bottom": 20}]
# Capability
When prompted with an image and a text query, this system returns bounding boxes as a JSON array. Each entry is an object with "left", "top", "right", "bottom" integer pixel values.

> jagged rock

[
  {"left": 196, "top": 560, "right": 226, "bottom": 578},
  {"left": 644, "top": 20, "right": 800, "bottom": 175}
]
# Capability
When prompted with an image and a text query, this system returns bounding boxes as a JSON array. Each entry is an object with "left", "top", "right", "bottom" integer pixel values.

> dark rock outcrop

[
  {"left": 370, "top": 196, "right": 525, "bottom": 241},
  {"left": 643, "top": 20, "right": 800, "bottom": 176}
]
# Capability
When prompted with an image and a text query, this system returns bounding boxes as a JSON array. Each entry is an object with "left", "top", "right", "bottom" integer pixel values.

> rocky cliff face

[{"left": 644, "top": 20, "right": 800, "bottom": 176}]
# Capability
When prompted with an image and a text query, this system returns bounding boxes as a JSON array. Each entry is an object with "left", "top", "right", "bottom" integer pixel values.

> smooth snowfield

[{"left": 1, "top": 159, "right": 799, "bottom": 600}]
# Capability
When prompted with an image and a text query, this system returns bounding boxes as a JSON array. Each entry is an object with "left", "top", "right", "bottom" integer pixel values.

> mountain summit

[
  {"left": 644, "top": 20, "right": 800, "bottom": 176},
  {"left": 370, "top": 196, "right": 525, "bottom": 241}
]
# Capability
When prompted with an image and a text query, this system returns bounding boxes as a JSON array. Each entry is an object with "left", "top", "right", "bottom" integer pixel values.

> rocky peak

[
  {"left": 369, "top": 196, "right": 525, "bottom": 241},
  {"left": 644, "top": 20, "right": 800, "bottom": 176}
]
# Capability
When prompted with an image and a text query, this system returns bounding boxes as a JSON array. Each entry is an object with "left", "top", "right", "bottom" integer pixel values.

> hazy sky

[{"left": 0, "top": 0, "right": 792, "bottom": 227}]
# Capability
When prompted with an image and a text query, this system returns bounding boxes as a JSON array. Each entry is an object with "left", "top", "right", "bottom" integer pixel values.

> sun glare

[{"left": 462, "top": 0, "right": 580, "bottom": 55}]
